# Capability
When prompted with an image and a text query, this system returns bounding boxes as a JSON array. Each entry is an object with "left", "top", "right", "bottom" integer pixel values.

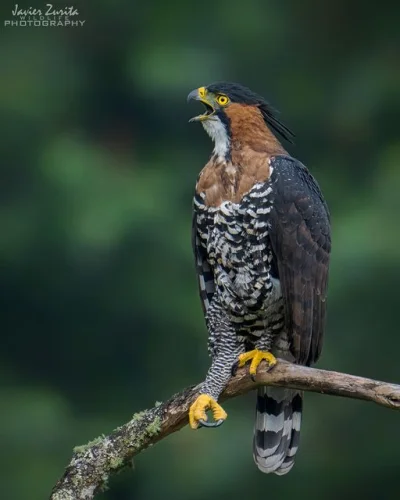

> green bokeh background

[{"left": 1, "top": 1, "right": 399, "bottom": 499}]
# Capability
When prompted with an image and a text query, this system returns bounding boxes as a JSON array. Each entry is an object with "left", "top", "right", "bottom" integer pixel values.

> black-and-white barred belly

[{"left": 195, "top": 182, "right": 285, "bottom": 338}]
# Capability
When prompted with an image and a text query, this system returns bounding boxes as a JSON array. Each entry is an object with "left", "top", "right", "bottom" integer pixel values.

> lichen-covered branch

[{"left": 50, "top": 360, "right": 400, "bottom": 499}]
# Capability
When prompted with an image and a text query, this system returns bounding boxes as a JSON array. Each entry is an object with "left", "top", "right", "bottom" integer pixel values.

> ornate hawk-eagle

[{"left": 187, "top": 82, "right": 331, "bottom": 474}]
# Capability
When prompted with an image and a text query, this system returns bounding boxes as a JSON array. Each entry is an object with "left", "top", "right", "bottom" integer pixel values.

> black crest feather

[{"left": 206, "top": 82, "right": 295, "bottom": 144}]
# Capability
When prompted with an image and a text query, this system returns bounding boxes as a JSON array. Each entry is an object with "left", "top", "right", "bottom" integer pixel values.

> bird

[{"left": 187, "top": 82, "right": 331, "bottom": 475}]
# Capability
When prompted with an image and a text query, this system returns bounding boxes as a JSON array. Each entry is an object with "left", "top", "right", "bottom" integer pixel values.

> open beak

[{"left": 187, "top": 87, "right": 216, "bottom": 122}]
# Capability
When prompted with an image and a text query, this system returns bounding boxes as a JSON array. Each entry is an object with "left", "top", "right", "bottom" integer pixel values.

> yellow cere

[
  {"left": 216, "top": 94, "right": 229, "bottom": 106},
  {"left": 198, "top": 86, "right": 206, "bottom": 98}
]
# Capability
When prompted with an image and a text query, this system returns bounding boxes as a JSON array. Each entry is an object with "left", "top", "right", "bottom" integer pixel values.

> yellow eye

[{"left": 216, "top": 95, "right": 229, "bottom": 106}]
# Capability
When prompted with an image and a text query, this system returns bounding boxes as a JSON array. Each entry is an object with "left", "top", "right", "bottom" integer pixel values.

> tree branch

[{"left": 50, "top": 360, "right": 400, "bottom": 499}]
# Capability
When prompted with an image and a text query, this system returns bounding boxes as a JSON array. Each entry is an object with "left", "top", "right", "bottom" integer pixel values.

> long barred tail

[{"left": 253, "top": 387, "right": 303, "bottom": 475}]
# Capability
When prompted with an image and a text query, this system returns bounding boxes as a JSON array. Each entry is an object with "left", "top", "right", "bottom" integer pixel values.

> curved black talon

[
  {"left": 198, "top": 418, "right": 225, "bottom": 428},
  {"left": 251, "top": 373, "right": 257, "bottom": 382},
  {"left": 231, "top": 361, "right": 239, "bottom": 377}
]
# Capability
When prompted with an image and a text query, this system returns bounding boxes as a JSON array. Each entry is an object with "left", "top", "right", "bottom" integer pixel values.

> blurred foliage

[{"left": 0, "top": 1, "right": 399, "bottom": 499}]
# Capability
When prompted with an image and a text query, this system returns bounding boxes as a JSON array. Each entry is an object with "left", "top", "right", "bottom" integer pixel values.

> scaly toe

[
  {"left": 189, "top": 394, "right": 227, "bottom": 429},
  {"left": 237, "top": 351, "right": 255, "bottom": 368},
  {"left": 239, "top": 349, "right": 277, "bottom": 381},
  {"left": 262, "top": 352, "right": 277, "bottom": 370}
]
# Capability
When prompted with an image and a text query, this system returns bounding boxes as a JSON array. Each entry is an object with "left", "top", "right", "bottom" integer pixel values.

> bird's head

[{"left": 187, "top": 82, "right": 294, "bottom": 159}]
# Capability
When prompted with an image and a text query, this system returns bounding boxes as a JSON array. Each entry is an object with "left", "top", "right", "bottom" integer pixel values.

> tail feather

[{"left": 253, "top": 387, "right": 303, "bottom": 474}]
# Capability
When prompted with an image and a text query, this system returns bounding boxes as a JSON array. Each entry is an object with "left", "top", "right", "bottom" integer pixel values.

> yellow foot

[
  {"left": 238, "top": 349, "right": 277, "bottom": 380},
  {"left": 189, "top": 394, "right": 227, "bottom": 429}
]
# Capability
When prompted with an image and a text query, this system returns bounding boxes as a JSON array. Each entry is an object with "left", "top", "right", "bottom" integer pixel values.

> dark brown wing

[{"left": 268, "top": 155, "right": 331, "bottom": 366}]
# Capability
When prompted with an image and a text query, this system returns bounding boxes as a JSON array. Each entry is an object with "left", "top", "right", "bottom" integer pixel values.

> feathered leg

[{"left": 189, "top": 301, "right": 244, "bottom": 429}]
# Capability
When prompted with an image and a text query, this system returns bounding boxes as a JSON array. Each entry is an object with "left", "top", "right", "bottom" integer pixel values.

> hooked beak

[
  {"left": 187, "top": 89, "right": 201, "bottom": 103},
  {"left": 187, "top": 87, "right": 216, "bottom": 122}
]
